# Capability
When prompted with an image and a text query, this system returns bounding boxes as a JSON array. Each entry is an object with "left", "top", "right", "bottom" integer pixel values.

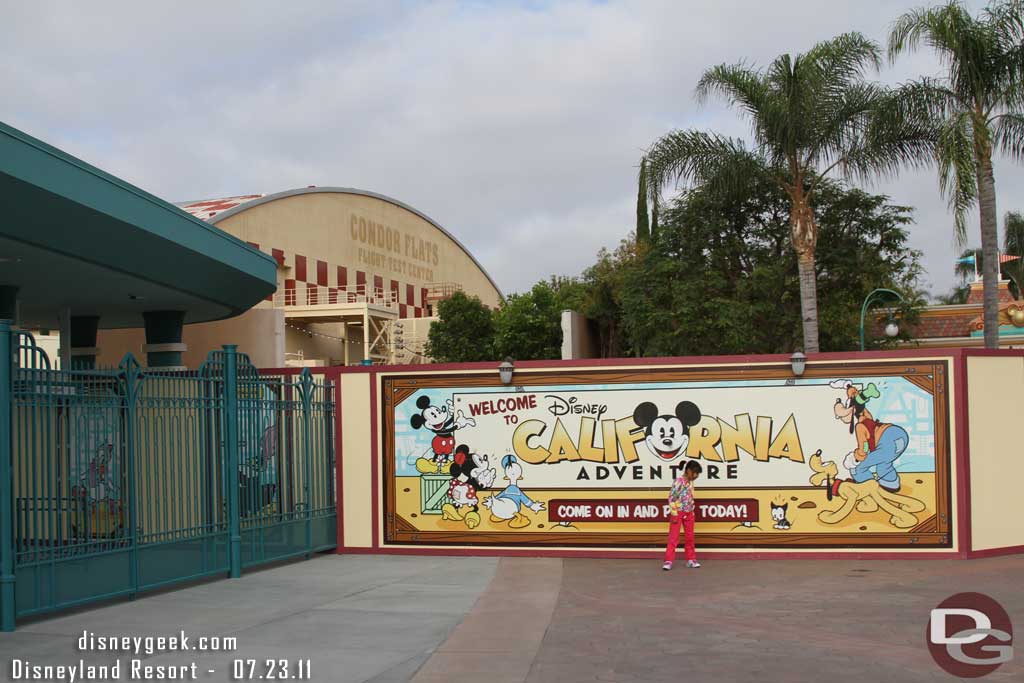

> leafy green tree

[
  {"left": 424, "top": 291, "right": 495, "bottom": 362},
  {"left": 617, "top": 174, "right": 924, "bottom": 355},
  {"left": 889, "top": 0, "right": 1024, "bottom": 346},
  {"left": 645, "top": 33, "right": 932, "bottom": 353},
  {"left": 493, "top": 281, "right": 564, "bottom": 360},
  {"left": 578, "top": 239, "right": 641, "bottom": 357}
]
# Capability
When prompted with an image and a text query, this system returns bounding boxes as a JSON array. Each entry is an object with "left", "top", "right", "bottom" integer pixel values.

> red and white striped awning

[{"left": 1000, "top": 254, "right": 1020, "bottom": 263}]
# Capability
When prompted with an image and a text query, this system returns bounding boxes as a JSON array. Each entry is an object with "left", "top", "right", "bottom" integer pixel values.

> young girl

[{"left": 663, "top": 460, "right": 702, "bottom": 570}]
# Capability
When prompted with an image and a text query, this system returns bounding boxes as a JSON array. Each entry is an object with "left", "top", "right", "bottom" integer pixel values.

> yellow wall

[
  {"left": 340, "top": 372, "right": 374, "bottom": 548},
  {"left": 967, "top": 355, "right": 1024, "bottom": 551},
  {"left": 215, "top": 191, "right": 501, "bottom": 308}
]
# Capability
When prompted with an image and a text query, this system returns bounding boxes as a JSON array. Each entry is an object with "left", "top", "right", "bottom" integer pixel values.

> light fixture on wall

[
  {"left": 498, "top": 357, "right": 515, "bottom": 385},
  {"left": 790, "top": 351, "right": 807, "bottom": 377},
  {"left": 884, "top": 317, "right": 900, "bottom": 338}
]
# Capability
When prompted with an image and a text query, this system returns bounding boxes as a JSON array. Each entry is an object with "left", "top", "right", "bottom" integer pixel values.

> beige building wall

[
  {"left": 340, "top": 372, "right": 374, "bottom": 548},
  {"left": 96, "top": 308, "right": 285, "bottom": 369},
  {"left": 967, "top": 355, "right": 1024, "bottom": 551},
  {"left": 214, "top": 191, "right": 501, "bottom": 309},
  {"left": 560, "top": 310, "right": 599, "bottom": 360}
]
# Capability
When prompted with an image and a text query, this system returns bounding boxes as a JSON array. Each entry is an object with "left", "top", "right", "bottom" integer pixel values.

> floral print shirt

[{"left": 668, "top": 475, "right": 695, "bottom": 514}]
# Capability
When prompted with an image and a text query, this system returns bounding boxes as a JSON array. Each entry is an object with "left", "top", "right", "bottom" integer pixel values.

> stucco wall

[{"left": 967, "top": 354, "right": 1024, "bottom": 551}]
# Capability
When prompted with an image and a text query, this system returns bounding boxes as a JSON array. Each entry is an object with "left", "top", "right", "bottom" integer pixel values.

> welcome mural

[{"left": 382, "top": 361, "right": 952, "bottom": 548}]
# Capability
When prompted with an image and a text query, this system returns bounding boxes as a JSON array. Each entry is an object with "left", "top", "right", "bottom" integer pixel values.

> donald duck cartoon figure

[{"left": 482, "top": 455, "right": 545, "bottom": 529}]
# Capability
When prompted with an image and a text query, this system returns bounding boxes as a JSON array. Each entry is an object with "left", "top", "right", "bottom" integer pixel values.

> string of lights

[
  {"left": 285, "top": 322, "right": 364, "bottom": 345},
  {"left": 284, "top": 322, "right": 421, "bottom": 354}
]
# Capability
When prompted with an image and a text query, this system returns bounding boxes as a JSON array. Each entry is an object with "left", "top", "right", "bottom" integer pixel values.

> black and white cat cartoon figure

[
  {"left": 411, "top": 396, "right": 476, "bottom": 474},
  {"left": 441, "top": 445, "right": 497, "bottom": 529},
  {"left": 632, "top": 401, "right": 702, "bottom": 461},
  {"left": 771, "top": 499, "right": 792, "bottom": 530}
]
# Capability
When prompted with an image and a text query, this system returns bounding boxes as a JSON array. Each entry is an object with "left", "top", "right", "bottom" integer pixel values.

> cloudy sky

[{"left": 3, "top": 0, "right": 1019, "bottom": 298}]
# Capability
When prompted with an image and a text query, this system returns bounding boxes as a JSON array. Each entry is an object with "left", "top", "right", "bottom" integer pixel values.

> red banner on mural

[{"left": 547, "top": 498, "right": 760, "bottom": 523}]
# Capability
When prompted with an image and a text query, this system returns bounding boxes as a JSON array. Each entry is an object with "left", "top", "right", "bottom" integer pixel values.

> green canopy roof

[{"left": 0, "top": 121, "right": 277, "bottom": 328}]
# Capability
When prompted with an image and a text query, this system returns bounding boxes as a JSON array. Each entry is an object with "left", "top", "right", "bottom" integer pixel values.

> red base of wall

[
  {"left": 965, "top": 545, "right": 1024, "bottom": 559},
  {"left": 334, "top": 546, "right": 1020, "bottom": 561}
]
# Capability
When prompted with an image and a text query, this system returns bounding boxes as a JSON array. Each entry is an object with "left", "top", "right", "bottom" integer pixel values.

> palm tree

[
  {"left": 1004, "top": 210, "right": 1024, "bottom": 298},
  {"left": 889, "top": 0, "right": 1024, "bottom": 347},
  {"left": 645, "top": 34, "right": 931, "bottom": 353}
]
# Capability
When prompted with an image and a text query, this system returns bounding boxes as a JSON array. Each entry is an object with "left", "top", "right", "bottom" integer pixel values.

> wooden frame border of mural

[{"left": 382, "top": 360, "right": 952, "bottom": 548}]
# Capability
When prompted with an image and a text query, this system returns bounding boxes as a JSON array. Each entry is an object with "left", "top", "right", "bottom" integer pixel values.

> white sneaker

[
  {"left": 662, "top": 561, "right": 673, "bottom": 571},
  {"left": 686, "top": 560, "right": 701, "bottom": 568}
]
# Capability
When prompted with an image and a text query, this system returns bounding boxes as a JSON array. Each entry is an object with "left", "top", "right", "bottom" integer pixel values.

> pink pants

[{"left": 664, "top": 511, "right": 695, "bottom": 563}]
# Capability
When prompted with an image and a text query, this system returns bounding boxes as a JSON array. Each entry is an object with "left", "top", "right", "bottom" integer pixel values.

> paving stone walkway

[{"left": 1, "top": 553, "right": 1021, "bottom": 681}]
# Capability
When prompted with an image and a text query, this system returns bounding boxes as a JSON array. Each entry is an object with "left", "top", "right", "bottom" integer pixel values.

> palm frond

[
  {"left": 992, "top": 112, "right": 1024, "bottom": 161},
  {"left": 888, "top": 4, "right": 954, "bottom": 61},
  {"left": 1005, "top": 210, "right": 1024, "bottom": 255},
  {"left": 1002, "top": 210, "right": 1024, "bottom": 296},
  {"left": 804, "top": 32, "right": 883, "bottom": 85},
  {"left": 644, "top": 130, "right": 776, "bottom": 199},
  {"left": 695, "top": 62, "right": 766, "bottom": 115},
  {"left": 935, "top": 111, "right": 978, "bottom": 244}
]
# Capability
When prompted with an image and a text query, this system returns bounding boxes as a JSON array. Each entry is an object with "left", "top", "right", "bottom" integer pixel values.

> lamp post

[{"left": 859, "top": 288, "right": 904, "bottom": 351}]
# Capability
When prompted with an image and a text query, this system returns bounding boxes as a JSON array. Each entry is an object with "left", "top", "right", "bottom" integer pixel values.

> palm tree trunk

[
  {"left": 790, "top": 196, "right": 820, "bottom": 353},
  {"left": 797, "top": 252, "right": 820, "bottom": 353},
  {"left": 977, "top": 150, "right": 1000, "bottom": 349}
]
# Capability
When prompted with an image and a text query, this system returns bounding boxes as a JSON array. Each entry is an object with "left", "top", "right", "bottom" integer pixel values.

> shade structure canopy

[{"left": 0, "top": 121, "right": 277, "bottom": 329}]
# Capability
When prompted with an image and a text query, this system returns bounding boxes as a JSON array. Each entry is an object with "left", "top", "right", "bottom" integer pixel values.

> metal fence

[{"left": 0, "top": 326, "right": 336, "bottom": 630}]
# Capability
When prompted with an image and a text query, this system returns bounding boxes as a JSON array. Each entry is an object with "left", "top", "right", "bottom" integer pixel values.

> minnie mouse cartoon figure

[
  {"left": 441, "top": 445, "right": 496, "bottom": 529},
  {"left": 410, "top": 395, "right": 476, "bottom": 474}
]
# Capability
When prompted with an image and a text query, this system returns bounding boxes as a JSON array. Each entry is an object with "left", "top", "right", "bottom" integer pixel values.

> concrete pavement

[
  {"left": 1, "top": 553, "right": 1022, "bottom": 682},
  {"left": 0, "top": 554, "right": 497, "bottom": 683}
]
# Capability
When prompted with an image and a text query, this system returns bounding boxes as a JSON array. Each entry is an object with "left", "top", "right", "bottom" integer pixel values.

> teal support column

[
  {"left": 0, "top": 287, "right": 18, "bottom": 322},
  {"left": 1, "top": 319, "right": 16, "bottom": 630},
  {"left": 142, "top": 311, "right": 186, "bottom": 368},
  {"left": 299, "top": 370, "right": 314, "bottom": 558},
  {"left": 223, "top": 345, "right": 242, "bottom": 578},
  {"left": 69, "top": 316, "right": 100, "bottom": 370}
]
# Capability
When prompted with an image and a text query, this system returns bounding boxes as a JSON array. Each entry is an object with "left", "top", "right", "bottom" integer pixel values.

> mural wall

[{"left": 382, "top": 361, "right": 952, "bottom": 548}]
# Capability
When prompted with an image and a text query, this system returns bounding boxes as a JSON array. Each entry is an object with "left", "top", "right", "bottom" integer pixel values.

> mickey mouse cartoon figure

[
  {"left": 410, "top": 395, "right": 476, "bottom": 474},
  {"left": 441, "top": 445, "right": 496, "bottom": 529},
  {"left": 632, "top": 401, "right": 702, "bottom": 461}
]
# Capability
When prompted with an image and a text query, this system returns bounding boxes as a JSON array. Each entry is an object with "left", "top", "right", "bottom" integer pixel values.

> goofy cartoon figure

[{"left": 831, "top": 380, "right": 908, "bottom": 492}]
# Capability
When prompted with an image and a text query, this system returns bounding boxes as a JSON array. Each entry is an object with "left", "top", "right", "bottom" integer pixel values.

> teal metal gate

[{"left": 0, "top": 326, "right": 336, "bottom": 630}]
